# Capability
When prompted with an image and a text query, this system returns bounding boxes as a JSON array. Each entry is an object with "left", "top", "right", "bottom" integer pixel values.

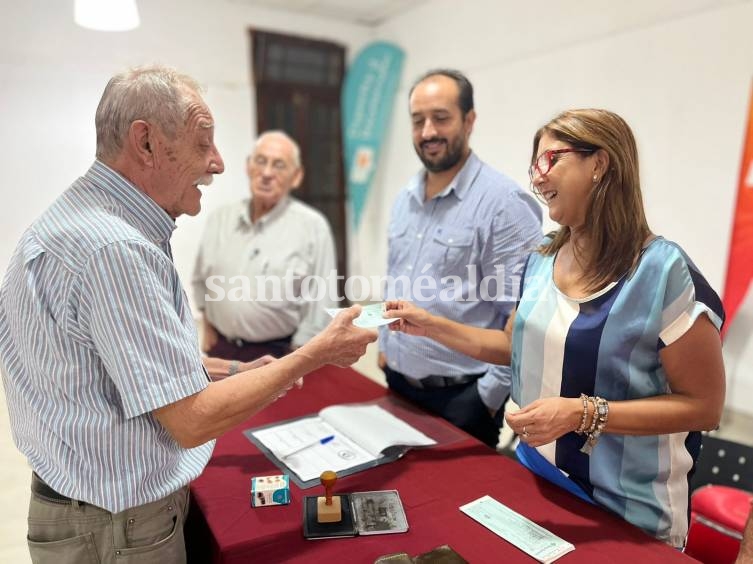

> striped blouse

[
  {"left": 0, "top": 161, "right": 213, "bottom": 513},
  {"left": 511, "top": 237, "right": 724, "bottom": 547}
]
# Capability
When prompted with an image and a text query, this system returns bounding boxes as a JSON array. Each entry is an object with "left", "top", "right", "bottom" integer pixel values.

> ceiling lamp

[{"left": 74, "top": 0, "right": 140, "bottom": 32}]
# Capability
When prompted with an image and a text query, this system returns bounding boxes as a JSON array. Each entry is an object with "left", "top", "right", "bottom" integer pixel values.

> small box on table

[{"left": 251, "top": 474, "right": 290, "bottom": 507}]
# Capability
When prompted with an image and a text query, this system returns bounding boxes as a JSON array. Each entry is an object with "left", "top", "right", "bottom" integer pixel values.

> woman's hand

[
  {"left": 383, "top": 300, "right": 436, "bottom": 337},
  {"left": 505, "top": 397, "right": 583, "bottom": 448},
  {"left": 384, "top": 301, "right": 513, "bottom": 366}
]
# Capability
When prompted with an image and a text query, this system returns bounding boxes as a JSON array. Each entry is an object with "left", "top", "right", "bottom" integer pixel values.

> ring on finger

[{"left": 522, "top": 425, "right": 529, "bottom": 438}]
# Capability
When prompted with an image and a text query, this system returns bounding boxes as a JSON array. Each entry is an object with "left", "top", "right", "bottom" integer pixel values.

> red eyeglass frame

[{"left": 528, "top": 148, "right": 594, "bottom": 180}]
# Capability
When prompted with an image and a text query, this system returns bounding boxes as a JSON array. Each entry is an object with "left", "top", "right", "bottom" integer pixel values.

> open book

[{"left": 244, "top": 403, "right": 437, "bottom": 488}]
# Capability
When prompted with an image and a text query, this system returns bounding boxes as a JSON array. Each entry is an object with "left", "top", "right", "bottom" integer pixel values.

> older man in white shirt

[{"left": 193, "top": 131, "right": 337, "bottom": 364}]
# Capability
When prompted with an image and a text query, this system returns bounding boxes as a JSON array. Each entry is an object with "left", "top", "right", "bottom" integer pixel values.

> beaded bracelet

[
  {"left": 593, "top": 397, "right": 610, "bottom": 438},
  {"left": 581, "top": 397, "right": 610, "bottom": 455},
  {"left": 585, "top": 395, "right": 600, "bottom": 435},
  {"left": 575, "top": 393, "right": 589, "bottom": 434}
]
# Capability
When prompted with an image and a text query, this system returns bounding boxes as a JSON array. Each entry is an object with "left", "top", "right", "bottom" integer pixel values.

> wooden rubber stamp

[{"left": 316, "top": 470, "right": 342, "bottom": 523}]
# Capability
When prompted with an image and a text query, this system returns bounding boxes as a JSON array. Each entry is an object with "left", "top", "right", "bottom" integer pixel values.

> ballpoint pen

[{"left": 280, "top": 435, "right": 335, "bottom": 459}]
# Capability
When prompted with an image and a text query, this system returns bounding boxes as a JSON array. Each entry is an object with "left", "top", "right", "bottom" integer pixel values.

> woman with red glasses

[{"left": 385, "top": 108, "right": 725, "bottom": 548}]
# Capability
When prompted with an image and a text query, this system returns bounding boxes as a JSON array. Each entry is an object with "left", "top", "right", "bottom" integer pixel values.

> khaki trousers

[{"left": 27, "top": 474, "right": 189, "bottom": 564}]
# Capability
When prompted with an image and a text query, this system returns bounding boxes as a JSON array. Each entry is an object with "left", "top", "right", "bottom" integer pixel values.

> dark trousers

[
  {"left": 385, "top": 366, "right": 505, "bottom": 449},
  {"left": 207, "top": 332, "right": 293, "bottom": 362}
]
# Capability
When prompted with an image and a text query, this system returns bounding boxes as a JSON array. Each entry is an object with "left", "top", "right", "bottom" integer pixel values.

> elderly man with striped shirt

[{"left": 0, "top": 65, "right": 374, "bottom": 564}]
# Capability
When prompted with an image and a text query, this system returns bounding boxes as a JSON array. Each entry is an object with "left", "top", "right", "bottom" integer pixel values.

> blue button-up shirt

[
  {"left": 379, "top": 152, "right": 542, "bottom": 411},
  {"left": 0, "top": 161, "right": 213, "bottom": 513}
]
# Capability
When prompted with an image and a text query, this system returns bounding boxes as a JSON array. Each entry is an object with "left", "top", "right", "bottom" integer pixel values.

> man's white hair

[
  {"left": 253, "top": 130, "right": 302, "bottom": 169},
  {"left": 95, "top": 64, "right": 202, "bottom": 162}
]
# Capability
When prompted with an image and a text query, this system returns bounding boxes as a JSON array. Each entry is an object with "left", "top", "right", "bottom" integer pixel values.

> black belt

[
  {"left": 227, "top": 334, "right": 293, "bottom": 348},
  {"left": 398, "top": 371, "right": 484, "bottom": 389},
  {"left": 31, "top": 473, "right": 85, "bottom": 506}
]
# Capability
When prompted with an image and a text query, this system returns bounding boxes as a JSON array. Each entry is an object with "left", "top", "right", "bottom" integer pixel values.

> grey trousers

[{"left": 27, "top": 474, "right": 189, "bottom": 564}]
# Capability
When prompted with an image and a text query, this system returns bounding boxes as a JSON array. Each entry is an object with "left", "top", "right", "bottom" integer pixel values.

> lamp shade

[{"left": 74, "top": 0, "right": 140, "bottom": 32}]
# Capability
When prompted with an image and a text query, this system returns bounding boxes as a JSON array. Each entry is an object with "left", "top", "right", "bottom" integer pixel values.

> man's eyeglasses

[
  {"left": 528, "top": 148, "right": 594, "bottom": 181},
  {"left": 251, "top": 154, "right": 290, "bottom": 173}
]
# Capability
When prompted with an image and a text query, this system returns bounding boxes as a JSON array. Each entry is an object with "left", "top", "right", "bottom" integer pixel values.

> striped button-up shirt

[
  {"left": 0, "top": 161, "right": 213, "bottom": 513},
  {"left": 379, "top": 152, "right": 542, "bottom": 411}
]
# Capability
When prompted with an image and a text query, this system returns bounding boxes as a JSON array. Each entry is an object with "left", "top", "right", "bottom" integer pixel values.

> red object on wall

[{"left": 722, "top": 83, "right": 753, "bottom": 337}]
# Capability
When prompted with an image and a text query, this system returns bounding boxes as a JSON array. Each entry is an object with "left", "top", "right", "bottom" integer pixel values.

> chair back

[{"left": 691, "top": 434, "right": 753, "bottom": 493}]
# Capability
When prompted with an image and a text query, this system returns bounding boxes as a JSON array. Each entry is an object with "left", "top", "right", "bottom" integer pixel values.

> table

[{"left": 188, "top": 366, "right": 696, "bottom": 563}]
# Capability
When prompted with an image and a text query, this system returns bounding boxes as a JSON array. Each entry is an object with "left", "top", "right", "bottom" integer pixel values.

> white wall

[
  {"left": 0, "top": 0, "right": 373, "bottom": 296},
  {"left": 356, "top": 0, "right": 753, "bottom": 414}
]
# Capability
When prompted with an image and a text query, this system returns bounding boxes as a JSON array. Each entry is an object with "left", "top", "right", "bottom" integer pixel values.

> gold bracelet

[
  {"left": 575, "top": 393, "right": 589, "bottom": 434},
  {"left": 586, "top": 396, "right": 599, "bottom": 434}
]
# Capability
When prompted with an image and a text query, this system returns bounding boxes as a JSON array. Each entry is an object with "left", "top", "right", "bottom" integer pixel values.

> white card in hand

[{"left": 326, "top": 302, "right": 399, "bottom": 328}]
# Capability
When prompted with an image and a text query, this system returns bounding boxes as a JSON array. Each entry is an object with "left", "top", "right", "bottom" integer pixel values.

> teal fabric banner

[{"left": 342, "top": 42, "right": 405, "bottom": 229}]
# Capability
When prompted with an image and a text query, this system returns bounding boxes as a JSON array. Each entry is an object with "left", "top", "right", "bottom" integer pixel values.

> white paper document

[
  {"left": 251, "top": 405, "right": 436, "bottom": 482},
  {"left": 326, "top": 302, "right": 398, "bottom": 328},
  {"left": 460, "top": 495, "right": 575, "bottom": 564}
]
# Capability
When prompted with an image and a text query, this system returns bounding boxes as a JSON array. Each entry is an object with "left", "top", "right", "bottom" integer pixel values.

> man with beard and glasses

[{"left": 378, "top": 69, "right": 542, "bottom": 448}]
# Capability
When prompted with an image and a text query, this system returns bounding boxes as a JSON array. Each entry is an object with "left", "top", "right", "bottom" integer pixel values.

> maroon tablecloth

[{"left": 188, "top": 366, "right": 697, "bottom": 563}]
